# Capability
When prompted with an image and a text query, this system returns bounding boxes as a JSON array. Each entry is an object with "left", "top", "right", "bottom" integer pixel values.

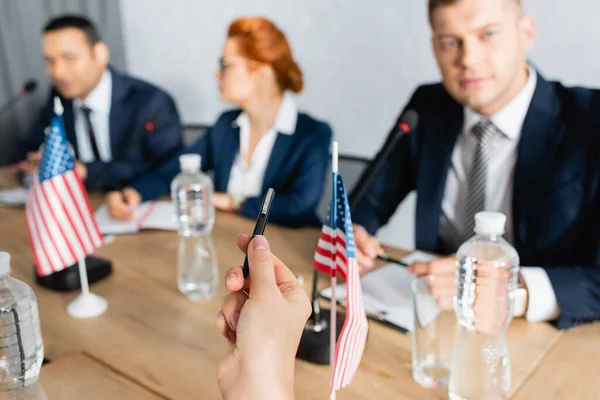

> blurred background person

[
  {"left": 352, "top": 0, "right": 600, "bottom": 329},
  {"left": 14, "top": 14, "right": 183, "bottom": 191},
  {"left": 106, "top": 16, "right": 332, "bottom": 228}
]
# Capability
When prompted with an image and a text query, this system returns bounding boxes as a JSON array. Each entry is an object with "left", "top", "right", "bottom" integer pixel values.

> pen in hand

[{"left": 242, "top": 188, "right": 275, "bottom": 279}]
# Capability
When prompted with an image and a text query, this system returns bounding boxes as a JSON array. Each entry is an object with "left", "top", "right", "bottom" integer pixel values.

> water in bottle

[
  {"left": 0, "top": 253, "right": 44, "bottom": 398},
  {"left": 449, "top": 212, "right": 520, "bottom": 400},
  {"left": 171, "top": 154, "right": 218, "bottom": 301}
]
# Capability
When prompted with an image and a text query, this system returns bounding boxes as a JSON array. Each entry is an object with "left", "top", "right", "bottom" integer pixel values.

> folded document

[
  {"left": 320, "top": 250, "right": 437, "bottom": 332},
  {"left": 94, "top": 201, "right": 178, "bottom": 235}
]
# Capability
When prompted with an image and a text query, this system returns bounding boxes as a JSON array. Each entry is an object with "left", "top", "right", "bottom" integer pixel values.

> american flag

[
  {"left": 26, "top": 101, "right": 103, "bottom": 277},
  {"left": 313, "top": 172, "right": 369, "bottom": 392}
]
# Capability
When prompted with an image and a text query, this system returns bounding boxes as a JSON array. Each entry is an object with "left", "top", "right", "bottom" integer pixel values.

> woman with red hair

[{"left": 106, "top": 17, "right": 332, "bottom": 227}]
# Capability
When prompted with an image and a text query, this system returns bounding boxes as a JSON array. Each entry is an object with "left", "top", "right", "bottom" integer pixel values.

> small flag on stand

[
  {"left": 26, "top": 97, "right": 107, "bottom": 319},
  {"left": 26, "top": 98, "right": 103, "bottom": 276},
  {"left": 313, "top": 142, "right": 368, "bottom": 396}
]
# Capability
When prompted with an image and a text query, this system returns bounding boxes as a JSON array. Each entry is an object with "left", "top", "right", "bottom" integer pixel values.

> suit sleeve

[
  {"left": 240, "top": 123, "right": 332, "bottom": 226},
  {"left": 351, "top": 92, "right": 421, "bottom": 235},
  {"left": 14, "top": 91, "right": 55, "bottom": 162},
  {"left": 85, "top": 92, "right": 183, "bottom": 190},
  {"left": 131, "top": 124, "right": 213, "bottom": 201}
]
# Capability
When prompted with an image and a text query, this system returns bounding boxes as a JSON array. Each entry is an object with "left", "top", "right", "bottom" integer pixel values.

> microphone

[
  {"left": 90, "top": 114, "right": 162, "bottom": 190},
  {"left": 0, "top": 79, "right": 38, "bottom": 118},
  {"left": 349, "top": 109, "right": 419, "bottom": 210}
]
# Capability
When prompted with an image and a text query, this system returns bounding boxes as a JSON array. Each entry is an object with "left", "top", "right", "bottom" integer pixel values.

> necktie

[
  {"left": 462, "top": 120, "right": 500, "bottom": 242},
  {"left": 80, "top": 105, "right": 101, "bottom": 161}
]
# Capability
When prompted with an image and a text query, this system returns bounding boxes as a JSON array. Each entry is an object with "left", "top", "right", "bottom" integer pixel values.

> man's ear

[{"left": 92, "top": 41, "right": 110, "bottom": 67}]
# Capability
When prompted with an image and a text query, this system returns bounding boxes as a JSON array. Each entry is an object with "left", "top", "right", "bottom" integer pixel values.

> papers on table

[
  {"left": 0, "top": 187, "right": 29, "bottom": 206},
  {"left": 320, "top": 250, "right": 436, "bottom": 332},
  {"left": 94, "top": 201, "right": 178, "bottom": 235}
]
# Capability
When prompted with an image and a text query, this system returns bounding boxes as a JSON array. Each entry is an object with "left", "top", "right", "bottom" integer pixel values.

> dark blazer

[
  {"left": 132, "top": 109, "right": 332, "bottom": 228},
  {"left": 353, "top": 72, "right": 600, "bottom": 329},
  {"left": 17, "top": 67, "right": 183, "bottom": 191}
]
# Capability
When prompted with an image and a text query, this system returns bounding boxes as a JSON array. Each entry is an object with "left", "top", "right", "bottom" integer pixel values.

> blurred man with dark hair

[
  {"left": 15, "top": 14, "right": 183, "bottom": 191},
  {"left": 353, "top": 0, "right": 600, "bottom": 329}
]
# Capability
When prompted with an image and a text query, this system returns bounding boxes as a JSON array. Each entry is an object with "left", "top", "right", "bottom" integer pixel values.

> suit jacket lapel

[
  {"left": 416, "top": 96, "right": 463, "bottom": 252},
  {"left": 262, "top": 133, "right": 294, "bottom": 191},
  {"left": 512, "top": 73, "right": 565, "bottom": 249}
]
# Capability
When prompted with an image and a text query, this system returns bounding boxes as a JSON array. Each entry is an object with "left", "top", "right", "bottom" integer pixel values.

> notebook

[
  {"left": 319, "top": 250, "right": 437, "bottom": 333},
  {"left": 94, "top": 201, "right": 178, "bottom": 235}
]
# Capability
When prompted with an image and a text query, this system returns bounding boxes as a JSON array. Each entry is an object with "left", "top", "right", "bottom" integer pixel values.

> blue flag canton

[
  {"left": 39, "top": 115, "right": 75, "bottom": 182},
  {"left": 329, "top": 173, "right": 355, "bottom": 258}
]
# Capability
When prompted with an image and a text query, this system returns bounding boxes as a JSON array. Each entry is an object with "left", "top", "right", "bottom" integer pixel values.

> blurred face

[
  {"left": 431, "top": 0, "right": 535, "bottom": 116},
  {"left": 43, "top": 28, "right": 108, "bottom": 100},
  {"left": 216, "top": 38, "right": 271, "bottom": 104}
]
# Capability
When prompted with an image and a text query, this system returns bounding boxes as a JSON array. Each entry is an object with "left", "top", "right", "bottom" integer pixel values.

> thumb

[{"left": 247, "top": 236, "right": 276, "bottom": 294}]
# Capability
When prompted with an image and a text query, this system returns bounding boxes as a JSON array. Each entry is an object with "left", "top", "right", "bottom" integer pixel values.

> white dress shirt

[
  {"left": 72, "top": 70, "right": 113, "bottom": 163},
  {"left": 227, "top": 94, "right": 298, "bottom": 197},
  {"left": 438, "top": 66, "right": 560, "bottom": 323}
]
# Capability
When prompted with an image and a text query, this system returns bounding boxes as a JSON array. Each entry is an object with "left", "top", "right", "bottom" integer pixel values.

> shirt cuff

[{"left": 521, "top": 267, "right": 561, "bottom": 323}]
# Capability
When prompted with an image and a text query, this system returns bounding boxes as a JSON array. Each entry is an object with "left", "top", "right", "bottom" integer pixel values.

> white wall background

[{"left": 119, "top": 0, "right": 600, "bottom": 249}]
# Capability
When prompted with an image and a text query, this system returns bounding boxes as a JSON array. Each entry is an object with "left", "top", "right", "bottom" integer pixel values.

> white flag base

[{"left": 67, "top": 292, "right": 107, "bottom": 318}]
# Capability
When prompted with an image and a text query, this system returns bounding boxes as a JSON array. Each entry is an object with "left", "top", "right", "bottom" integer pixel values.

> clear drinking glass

[{"left": 411, "top": 277, "right": 456, "bottom": 389}]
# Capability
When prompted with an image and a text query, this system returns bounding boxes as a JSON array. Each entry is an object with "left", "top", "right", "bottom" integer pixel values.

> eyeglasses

[
  {"left": 218, "top": 57, "right": 259, "bottom": 73},
  {"left": 218, "top": 57, "right": 245, "bottom": 72}
]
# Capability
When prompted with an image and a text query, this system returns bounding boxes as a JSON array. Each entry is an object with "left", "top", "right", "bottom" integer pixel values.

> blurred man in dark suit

[
  {"left": 15, "top": 14, "right": 183, "bottom": 191},
  {"left": 352, "top": 0, "right": 600, "bottom": 329}
]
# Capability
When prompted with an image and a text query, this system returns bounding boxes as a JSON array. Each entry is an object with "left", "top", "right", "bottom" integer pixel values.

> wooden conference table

[{"left": 0, "top": 169, "right": 598, "bottom": 399}]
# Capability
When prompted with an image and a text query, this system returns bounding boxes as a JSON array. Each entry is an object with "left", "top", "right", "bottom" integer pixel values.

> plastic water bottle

[
  {"left": 171, "top": 154, "right": 218, "bottom": 301},
  {"left": 0, "top": 253, "right": 44, "bottom": 397},
  {"left": 449, "top": 212, "right": 520, "bottom": 400}
]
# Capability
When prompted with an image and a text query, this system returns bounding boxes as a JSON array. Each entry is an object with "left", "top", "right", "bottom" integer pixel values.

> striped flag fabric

[
  {"left": 313, "top": 172, "right": 369, "bottom": 393},
  {"left": 26, "top": 99, "right": 103, "bottom": 277}
]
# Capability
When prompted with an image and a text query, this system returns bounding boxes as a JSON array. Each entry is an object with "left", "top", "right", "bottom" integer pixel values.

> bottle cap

[
  {"left": 0, "top": 252, "right": 11, "bottom": 276},
  {"left": 53, "top": 96, "right": 64, "bottom": 115},
  {"left": 179, "top": 154, "right": 201, "bottom": 172},
  {"left": 474, "top": 212, "right": 506, "bottom": 236}
]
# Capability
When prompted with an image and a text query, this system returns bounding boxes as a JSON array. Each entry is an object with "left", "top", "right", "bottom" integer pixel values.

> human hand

[
  {"left": 13, "top": 151, "right": 42, "bottom": 175},
  {"left": 75, "top": 161, "right": 87, "bottom": 180},
  {"left": 353, "top": 224, "right": 384, "bottom": 274},
  {"left": 105, "top": 188, "right": 141, "bottom": 220},
  {"left": 409, "top": 255, "right": 512, "bottom": 334},
  {"left": 214, "top": 193, "right": 235, "bottom": 212},
  {"left": 214, "top": 234, "right": 311, "bottom": 400}
]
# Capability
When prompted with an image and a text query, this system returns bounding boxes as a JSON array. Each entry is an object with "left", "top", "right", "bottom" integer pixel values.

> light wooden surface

[
  {"left": 40, "top": 353, "right": 165, "bottom": 399},
  {"left": 513, "top": 323, "right": 600, "bottom": 400},
  {"left": 0, "top": 168, "right": 591, "bottom": 399}
]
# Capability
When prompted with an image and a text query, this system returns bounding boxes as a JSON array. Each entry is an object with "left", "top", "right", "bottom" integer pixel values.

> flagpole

[
  {"left": 78, "top": 258, "right": 90, "bottom": 296},
  {"left": 330, "top": 141, "right": 339, "bottom": 400}
]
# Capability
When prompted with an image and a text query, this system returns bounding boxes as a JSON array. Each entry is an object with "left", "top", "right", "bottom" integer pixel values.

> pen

[
  {"left": 242, "top": 188, "right": 275, "bottom": 279},
  {"left": 376, "top": 253, "right": 408, "bottom": 267}
]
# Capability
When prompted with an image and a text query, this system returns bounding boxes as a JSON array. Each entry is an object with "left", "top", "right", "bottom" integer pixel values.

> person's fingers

[
  {"left": 236, "top": 233, "right": 251, "bottom": 254},
  {"left": 476, "top": 264, "right": 512, "bottom": 280},
  {"left": 221, "top": 291, "right": 247, "bottom": 332},
  {"left": 436, "top": 296, "right": 454, "bottom": 311},
  {"left": 123, "top": 188, "right": 141, "bottom": 207},
  {"left": 247, "top": 236, "right": 277, "bottom": 293},
  {"left": 224, "top": 265, "right": 248, "bottom": 292},
  {"left": 214, "top": 310, "right": 231, "bottom": 340},
  {"left": 236, "top": 233, "right": 297, "bottom": 288},
  {"left": 427, "top": 275, "right": 455, "bottom": 290},
  {"left": 356, "top": 248, "right": 375, "bottom": 273},
  {"left": 27, "top": 152, "right": 42, "bottom": 162},
  {"left": 408, "top": 261, "right": 430, "bottom": 277},
  {"left": 428, "top": 256, "right": 457, "bottom": 275}
]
